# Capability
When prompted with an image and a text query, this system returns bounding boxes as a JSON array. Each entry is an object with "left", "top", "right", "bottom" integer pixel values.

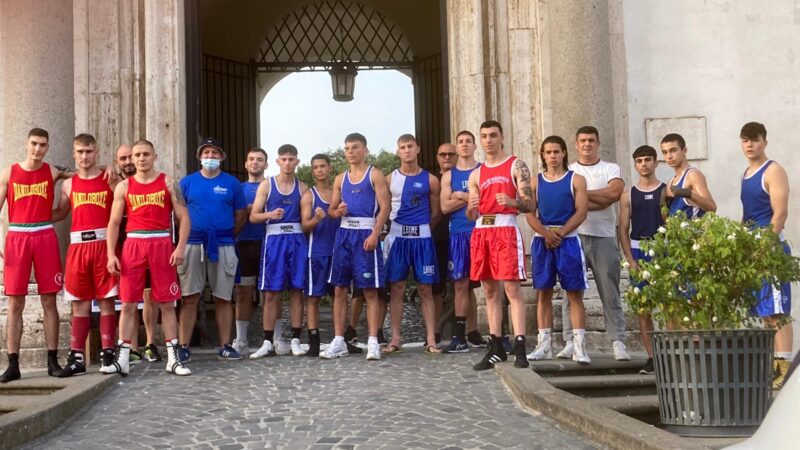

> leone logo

[
  {"left": 54, "top": 272, "right": 64, "bottom": 286},
  {"left": 169, "top": 282, "right": 180, "bottom": 296}
]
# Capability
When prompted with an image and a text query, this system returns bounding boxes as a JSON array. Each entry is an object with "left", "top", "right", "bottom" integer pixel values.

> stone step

[
  {"left": 531, "top": 355, "right": 647, "bottom": 376},
  {"left": 548, "top": 373, "right": 656, "bottom": 390},
  {"left": 589, "top": 394, "right": 659, "bottom": 416}
]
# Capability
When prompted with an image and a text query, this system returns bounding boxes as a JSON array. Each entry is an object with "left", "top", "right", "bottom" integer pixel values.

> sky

[{"left": 259, "top": 70, "right": 414, "bottom": 176}]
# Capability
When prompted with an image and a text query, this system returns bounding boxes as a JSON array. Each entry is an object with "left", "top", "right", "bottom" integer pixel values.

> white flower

[
  {"left": 622, "top": 261, "right": 630, "bottom": 269},
  {"left": 641, "top": 270, "right": 651, "bottom": 280},
  {"left": 654, "top": 264, "right": 661, "bottom": 270},
  {"left": 648, "top": 249, "right": 655, "bottom": 257},
  {"left": 712, "top": 316, "right": 718, "bottom": 323},
  {"left": 680, "top": 221, "right": 689, "bottom": 229},
  {"left": 671, "top": 271, "right": 679, "bottom": 277},
  {"left": 658, "top": 226, "right": 667, "bottom": 234},
  {"left": 692, "top": 243, "right": 700, "bottom": 251},
  {"left": 727, "top": 234, "right": 735, "bottom": 241},
  {"left": 755, "top": 233, "right": 762, "bottom": 240},
  {"left": 683, "top": 316, "right": 690, "bottom": 322},
  {"left": 651, "top": 281, "right": 656, "bottom": 285},
  {"left": 633, "top": 287, "right": 641, "bottom": 295}
]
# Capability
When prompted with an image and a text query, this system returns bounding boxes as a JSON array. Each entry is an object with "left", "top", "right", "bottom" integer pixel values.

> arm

[
  {"left": 466, "top": 169, "right": 480, "bottom": 221},
  {"left": 617, "top": 189, "right": 637, "bottom": 270},
  {"left": 559, "top": 174, "right": 588, "bottom": 236},
  {"left": 51, "top": 178, "right": 72, "bottom": 223},
  {"left": 765, "top": 163, "right": 789, "bottom": 235},
  {"left": 167, "top": 177, "right": 190, "bottom": 267},
  {"left": 0, "top": 168, "right": 9, "bottom": 258},
  {"left": 684, "top": 170, "right": 716, "bottom": 213},
  {"left": 232, "top": 183, "right": 247, "bottom": 235},
  {"left": 496, "top": 158, "right": 534, "bottom": 213},
  {"left": 327, "top": 174, "right": 347, "bottom": 219},
  {"left": 106, "top": 180, "right": 128, "bottom": 275},
  {"left": 51, "top": 164, "right": 75, "bottom": 181},
  {"left": 587, "top": 178, "right": 624, "bottom": 210},
  {"left": 249, "top": 180, "right": 280, "bottom": 224},
  {"left": 439, "top": 170, "right": 467, "bottom": 214},
  {"left": 301, "top": 189, "right": 326, "bottom": 233},
  {"left": 428, "top": 174, "right": 442, "bottom": 230},
  {"left": 366, "top": 169, "right": 391, "bottom": 251}
]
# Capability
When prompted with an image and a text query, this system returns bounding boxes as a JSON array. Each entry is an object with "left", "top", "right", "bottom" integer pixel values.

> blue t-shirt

[
  {"left": 180, "top": 171, "right": 246, "bottom": 246},
  {"left": 237, "top": 180, "right": 265, "bottom": 242}
]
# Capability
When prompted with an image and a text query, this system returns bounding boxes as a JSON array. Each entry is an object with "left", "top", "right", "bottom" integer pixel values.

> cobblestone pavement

[{"left": 24, "top": 349, "right": 598, "bottom": 450}]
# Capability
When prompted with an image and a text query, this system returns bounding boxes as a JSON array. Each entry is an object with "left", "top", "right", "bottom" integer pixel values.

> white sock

[
  {"left": 368, "top": 336, "right": 378, "bottom": 345},
  {"left": 539, "top": 328, "right": 552, "bottom": 337},
  {"left": 776, "top": 351, "right": 792, "bottom": 360},
  {"left": 574, "top": 329, "right": 586, "bottom": 341},
  {"left": 333, "top": 335, "right": 344, "bottom": 344},
  {"left": 235, "top": 320, "right": 249, "bottom": 342}
]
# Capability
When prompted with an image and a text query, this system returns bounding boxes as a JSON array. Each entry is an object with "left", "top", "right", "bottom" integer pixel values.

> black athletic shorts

[
  {"left": 431, "top": 239, "right": 449, "bottom": 296},
  {"left": 236, "top": 240, "right": 263, "bottom": 278}
]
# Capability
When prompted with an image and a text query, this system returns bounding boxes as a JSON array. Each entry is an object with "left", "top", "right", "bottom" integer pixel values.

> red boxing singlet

[
  {"left": 70, "top": 173, "right": 113, "bottom": 231},
  {"left": 125, "top": 173, "right": 172, "bottom": 232},
  {"left": 7, "top": 163, "right": 54, "bottom": 224},
  {"left": 478, "top": 155, "right": 518, "bottom": 215}
]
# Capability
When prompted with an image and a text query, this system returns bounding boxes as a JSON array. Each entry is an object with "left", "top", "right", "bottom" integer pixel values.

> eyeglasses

[{"left": 437, "top": 153, "right": 456, "bottom": 158}]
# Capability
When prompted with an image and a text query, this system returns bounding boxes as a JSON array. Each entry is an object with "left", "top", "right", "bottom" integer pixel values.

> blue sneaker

[
  {"left": 445, "top": 336, "right": 470, "bottom": 353},
  {"left": 178, "top": 345, "right": 191, "bottom": 363},
  {"left": 218, "top": 344, "right": 241, "bottom": 360},
  {"left": 502, "top": 336, "right": 513, "bottom": 355}
]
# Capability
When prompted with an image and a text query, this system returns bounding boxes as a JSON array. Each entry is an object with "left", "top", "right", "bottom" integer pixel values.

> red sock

[
  {"left": 100, "top": 314, "right": 117, "bottom": 349},
  {"left": 70, "top": 316, "right": 91, "bottom": 352}
]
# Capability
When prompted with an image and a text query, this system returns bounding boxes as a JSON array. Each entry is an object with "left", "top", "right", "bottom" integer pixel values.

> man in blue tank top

[
  {"left": 249, "top": 144, "right": 309, "bottom": 359},
  {"left": 739, "top": 122, "right": 793, "bottom": 388},
  {"left": 300, "top": 153, "right": 340, "bottom": 357},
  {"left": 383, "top": 134, "right": 443, "bottom": 354},
  {"left": 525, "top": 136, "right": 591, "bottom": 364},
  {"left": 440, "top": 131, "right": 485, "bottom": 352},
  {"left": 660, "top": 133, "right": 716, "bottom": 218},
  {"left": 618, "top": 145, "right": 666, "bottom": 375},
  {"left": 232, "top": 147, "right": 267, "bottom": 356},
  {"left": 324, "top": 133, "right": 391, "bottom": 360}
]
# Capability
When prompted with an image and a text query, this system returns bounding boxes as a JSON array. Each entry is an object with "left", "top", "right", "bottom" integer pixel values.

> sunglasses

[{"left": 437, "top": 153, "right": 456, "bottom": 158}]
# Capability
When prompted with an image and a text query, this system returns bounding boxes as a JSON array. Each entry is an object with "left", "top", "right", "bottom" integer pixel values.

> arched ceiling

[{"left": 198, "top": 0, "right": 442, "bottom": 63}]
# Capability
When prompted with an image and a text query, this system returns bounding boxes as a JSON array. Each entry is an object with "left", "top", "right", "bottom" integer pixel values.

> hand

[
  {"left": 363, "top": 232, "right": 378, "bottom": 251},
  {"left": 0, "top": 249, "right": 4, "bottom": 259},
  {"left": 543, "top": 230, "right": 562, "bottom": 249},
  {"left": 270, "top": 208, "right": 285, "bottom": 220},
  {"left": 671, "top": 185, "right": 692, "bottom": 199},
  {"left": 452, "top": 191, "right": 469, "bottom": 201},
  {"left": 169, "top": 246, "right": 186, "bottom": 267},
  {"left": 468, "top": 193, "right": 480, "bottom": 210},
  {"left": 107, "top": 256, "right": 120, "bottom": 275},
  {"left": 102, "top": 166, "right": 119, "bottom": 184},
  {"left": 495, "top": 193, "right": 512, "bottom": 207},
  {"left": 314, "top": 207, "right": 327, "bottom": 220},
  {"left": 628, "top": 259, "right": 640, "bottom": 272},
  {"left": 335, "top": 202, "right": 348, "bottom": 217}
]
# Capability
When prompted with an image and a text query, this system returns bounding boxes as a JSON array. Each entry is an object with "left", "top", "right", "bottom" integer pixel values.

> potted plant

[{"left": 623, "top": 211, "right": 800, "bottom": 437}]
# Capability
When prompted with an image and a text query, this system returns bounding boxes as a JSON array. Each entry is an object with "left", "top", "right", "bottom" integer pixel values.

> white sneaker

[
  {"left": 556, "top": 340, "right": 574, "bottom": 359},
  {"left": 99, "top": 341, "right": 130, "bottom": 376},
  {"left": 274, "top": 339, "right": 291, "bottom": 355},
  {"left": 526, "top": 334, "right": 552, "bottom": 361},
  {"left": 249, "top": 340, "right": 276, "bottom": 359},
  {"left": 612, "top": 340, "right": 631, "bottom": 361},
  {"left": 572, "top": 338, "right": 591, "bottom": 364},
  {"left": 290, "top": 338, "right": 306, "bottom": 356},
  {"left": 366, "top": 341, "right": 381, "bottom": 361},
  {"left": 320, "top": 339, "right": 349, "bottom": 359},
  {"left": 232, "top": 338, "right": 250, "bottom": 356},
  {"left": 165, "top": 340, "right": 191, "bottom": 376}
]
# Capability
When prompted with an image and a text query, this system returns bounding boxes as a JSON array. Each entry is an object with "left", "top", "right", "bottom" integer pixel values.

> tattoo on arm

[
  {"left": 514, "top": 159, "right": 531, "bottom": 185},
  {"left": 171, "top": 180, "right": 186, "bottom": 206},
  {"left": 518, "top": 186, "right": 534, "bottom": 213}
]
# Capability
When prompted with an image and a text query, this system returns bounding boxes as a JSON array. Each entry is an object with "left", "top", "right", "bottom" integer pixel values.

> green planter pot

[{"left": 650, "top": 329, "right": 775, "bottom": 437}]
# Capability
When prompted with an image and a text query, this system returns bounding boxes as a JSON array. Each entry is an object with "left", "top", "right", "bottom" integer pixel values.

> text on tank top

[
  {"left": 389, "top": 169, "right": 431, "bottom": 226},
  {"left": 308, "top": 187, "right": 340, "bottom": 257},
  {"left": 478, "top": 155, "right": 518, "bottom": 215},
  {"left": 342, "top": 166, "right": 378, "bottom": 218},
  {"left": 741, "top": 160, "right": 774, "bottom": 229},
  {"left": 266, "top": 177, "right": 301, "bottom": 224},
  {"left": 125, "top": 173, "right": 173, "bottom": 232},
  {"left": 70, "top": 173, "right": 113, "bottom": 231},
  {"left": 668, "top": 167, "right": 704, "bottom": 219},
  {"left": 449, "top": 164, "right": 479, "bottom": 234},
  {"left": 7, "top": 162, "right": 54, "bottom": 224},
  {"left": 630, "top": 183, "right": 666, "bottom": 240},
  {"left": 536, "top": 171, "right": 575, "bottom": 226}
]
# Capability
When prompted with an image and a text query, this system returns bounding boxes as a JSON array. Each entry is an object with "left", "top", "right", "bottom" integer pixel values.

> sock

[
  {"left": 8, "top": 353, "right": 19, "bottom": 365},
  {"left": 539, "top": 327, "right": 552, "bottom": 337},
  {"left": 574, "top": 329, "right": 586, "bottom": 341},
  {"left": 99, "top": 314, "right": 117, "bottom": 349},
  {"left": 454, "top": 316, "right": 467, "bottom": 340},
  {"left": 70, "top": 316, "right": 91, "bottom": 352},
  {"left": 236, "top": 320, "right": 249, "bottom": 342},
  {"left": 776, "top": 352, "right": 792, "bottom": 360},
  {"left": 264, "top": 330, "right": 274, "bottom": 342},
  {"left": 291, "top": 327, "right": 302, "bottom": 340},
  {"left": 334, "top": 335, "right": 344, "bottom": 344},
  {"left": 308, "top": 328, "right": 319, "bottom": 338},
  {"left": 47, "top": 349, "right": 58, "bottom": 360},
  {"left": 515, "top": 335, "right": 525, "bottom": 343},
  {"left": 368, "top": 336, "right": 378, "bottom": 345}
]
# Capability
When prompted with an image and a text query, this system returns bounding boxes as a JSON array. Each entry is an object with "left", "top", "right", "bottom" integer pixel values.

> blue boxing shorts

[
  {"left": 384, "top": 232, "right": 439, "bottom": 285},
  {"left": 305, "top": 256, "right": 333, "bottom": 297},
  {"left": 258, "top": 230, "right": 308, "bottom": 292},
  {"left": 448, "top": 230, "right": 472, "bottom": 281},
  {"left": 328, "top": 228, "right": 384, "bottom": 289},
  {"left": 531, "top": 235, "right": 588, "bottom": 291},
  {"left": 752, "top": 242, "right": 792, "bottom": 317}
]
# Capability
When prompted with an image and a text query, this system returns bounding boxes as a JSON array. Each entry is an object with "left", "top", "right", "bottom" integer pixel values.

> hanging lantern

[{"left": 328, "top": 62, "right": 358, "bottom": 102}]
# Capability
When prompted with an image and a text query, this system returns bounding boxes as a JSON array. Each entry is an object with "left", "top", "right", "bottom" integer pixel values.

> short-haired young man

[
  {"left": 105, "top": 139, "right": 191, "bottom": 376},
  {"left": 660, "top": 133, "right": 716, "bottom": 218},
  {"left": 232, "top": 147, "right": 268, "bottom": 356},
  {"left": 249, "top": 144, "right": 309, "bottom": 358},
  {"left": 300, "top": 153, "right": 339, "bottom": 357},
  {"left": 383, "top": 134, "right": 442, "bottom": 355},
  {"left": 467, "top": 120, "right": 532, "bottom": 370},
  {"left": 738, "top": 122, "right": 793, "bottom": 388},
  {"left": 0, "top": 128, "right": 76, "bottom": 382},
  {"left": 618, "top": 145, "right": 666, "bottom": 375},
  {"left": 324, "top": 133, "right": 391, "bottom": 360},
  {"left": 526, "top": 135, "right": 590, "bottom": 364},
  {"left": 440, "top": 132, "right": 486, "bottom": 352}
]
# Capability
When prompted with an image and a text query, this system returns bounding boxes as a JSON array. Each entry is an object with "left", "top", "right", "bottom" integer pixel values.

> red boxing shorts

[
  {"left": 64, "top": 235, "right": 119, "bottom": 301},
  {"left": 470, "top": 214, "right": 526, "bottom": 281},
  {"left": 120, "top": 233, "right": 181, "bottom": 303},
  {"left": 3, "top": 226, "right": 63, "bottom": 296}
]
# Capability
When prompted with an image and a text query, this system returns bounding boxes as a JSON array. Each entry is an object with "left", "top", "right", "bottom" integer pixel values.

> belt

[
  {"left": 266, "top": 223, "right": 302, "bottom": 235},
  {"left": 631, "top": 239, "right": 641, "bottom": 249},
  {"left": 388, "top": 222, "right": 431, "bottom": 238},
  {"left": 127, "top": 230, "right": 171, "bottom": 239},
  {"left": 474, "top": 214, "right": 517, "bottom": 228},
  {"left": 70, "top": 228, "right": 107, "bottom": 243},
  {"left": 534, "top": 225, "right": 577, "bottom": 239},
  {"left": 340, "top": 217, "right": 376, "bottom": 230},
  {"left": 8, "top": 221, "right": 53, "bottom": 232}
]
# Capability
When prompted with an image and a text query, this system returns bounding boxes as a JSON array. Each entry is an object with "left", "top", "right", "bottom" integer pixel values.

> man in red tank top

[
  {"left": 0, "top": 128, "right": 77, "bottom": 382},
  {"left": 49, "top": 134, "right": 118, "bottom": 377},
  {"left": 467, "top": 120, "right": 534, "bottom": 371},
  {"left": 104, "top": 139, "right": 192, "bottom": 376}
]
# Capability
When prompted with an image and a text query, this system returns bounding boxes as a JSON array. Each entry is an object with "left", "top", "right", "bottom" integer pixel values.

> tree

[{"left": 296, "top": 148, "right": 400, "bottom": 186}]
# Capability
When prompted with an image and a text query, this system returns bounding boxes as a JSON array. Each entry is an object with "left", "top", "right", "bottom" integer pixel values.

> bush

[{"left": 623, "top": 211, "right": 800, "bottom": 330}]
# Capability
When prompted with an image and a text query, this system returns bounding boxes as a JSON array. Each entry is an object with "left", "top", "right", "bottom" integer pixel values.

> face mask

[{"left": 201, "top": 158, "right": 221, "bottom": 170}]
